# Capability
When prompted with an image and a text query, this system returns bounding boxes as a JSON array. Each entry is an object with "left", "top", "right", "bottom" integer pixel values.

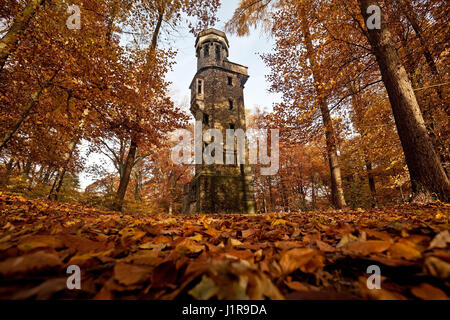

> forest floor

[{"left": 0, "top": 193, "right": 449, "bottom": 300}]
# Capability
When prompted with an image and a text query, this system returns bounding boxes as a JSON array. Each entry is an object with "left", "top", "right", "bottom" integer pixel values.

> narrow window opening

[
  {"left": 229, "top": 99, "right": 234, "bottom": 110},
  {"left": 204, "top": 45, "right": 209, "bottom": 57},
  {"left": 215, "top": 45, "right": 221, "bottom": 61},
  {"left": 228, "top": 76, "right": 233, "bottom": 86},
  {"left": 203, "top": 114, "right": 209, "bottom": 126},
  {"left": 197, "top": 79, "right": 202, "bottom": 95}
]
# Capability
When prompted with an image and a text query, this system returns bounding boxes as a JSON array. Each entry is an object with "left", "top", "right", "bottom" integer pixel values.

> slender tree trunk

[
  {"left": 267, "top": 177, "right": 275, "bottom": 212},
  {"left": 350, "top": 84, "right": 378, "bottom": 207},
  {"left": 113, "top": 139, "right": 138, "bottom": 211},
  {"left": 1, "top": 69, "right": 58, "bottom": 150},
  {"left": 27, "top": 165, "right": 37, "bottom": 190},
  {"left": 42, "top": 167, "right": 51, "bottom": 184},
  {"left": 112, "top": 8, "right": 164, "bottom": 212},
  {"left": 48, "top": 107, "right": 88, "bottom": 200},
  {"left": 300, "top": 9, "right": 347, "bottom": 208},
  {"left": 168, "top": 200, "right": 173, "bottom": 215},
  {"left": 133, "top": 168, "right": 143, "bottom": 201},
  {"left": 0, "top": 0, "right": 45, "bottom": 73},
  {"left": 23, "top": 161, "right": 32, "bottom": 176},
  {"left": 262, "top": 196, "right": 267, "bottom": 213},
  {"left": 0, "top": 88, "right": 42, "bottom": 150},
  {"left": 48, "top": 152, "right": 75, "bottom": 200},
  {"left": 1, "top": 158, "right": 15, "bottom": 186},
  {"left": 311, "top": 178, "right": 316, "bottom": 210},
  {"left": 365, "top": 160, "right": 377, "bottom": 207},
  {"left": 280, "top": 177, "right": 289, "bottom": 212},
  {"left": 399, "top": 1, "right": 442, "bottom": 89},
  {"left": 359, "top": 0, "right": 450, "bottom": 202}
]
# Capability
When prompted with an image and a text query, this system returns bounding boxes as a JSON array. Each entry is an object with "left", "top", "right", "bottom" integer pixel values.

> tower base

[{"left": 182, "top": 174, "right": 256, "bottom": 214}]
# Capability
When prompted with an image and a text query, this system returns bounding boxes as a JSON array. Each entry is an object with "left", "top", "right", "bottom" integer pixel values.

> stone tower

[{"left": 182, "top": 28, "right": 256, "bottom": 214}]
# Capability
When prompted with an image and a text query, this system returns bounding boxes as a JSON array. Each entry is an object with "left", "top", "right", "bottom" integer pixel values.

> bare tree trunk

[
  {"left": 133, "top": 167, "right": 143, "bottom": 201},
  {"left": 359, "top": 0, "right": 450, "bottom": 202},
  {"left": 267, "top": 177, "right": 275, "bottom": 212},
  {"left": 311, "top": 178, "right": 316, "bottom": 210},
  {"left": 365, "top": 160, "right": 377, "bottom": 207},
  {"left": 113, "top": 139, "right": 138, "bottom": 211},
  {"left": 300, "top": 10, "right": 347, "bottom": 208},
  {"left": 262, "top": 196, "right": 267, "bottom": 213},
  {"left": 280, "top": 177, "right": 289, "bottom": 212},
  {"left": 0, "top": 0, "right": 44, "bottom": 72},
  {"left": 42, "top": 167, "right": 52, "bottom": 184}
]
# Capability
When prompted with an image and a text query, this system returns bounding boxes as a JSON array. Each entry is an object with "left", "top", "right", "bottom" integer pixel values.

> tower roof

[{"left": 195, "top": 28, "right": 229, "bottom": 49}]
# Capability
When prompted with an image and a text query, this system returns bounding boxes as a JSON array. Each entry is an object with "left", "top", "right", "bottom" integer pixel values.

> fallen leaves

[
  {"left": 0, "top": 251, "right": 62, "bottom": 277},
  {"left": 113, "top": 263, "right": 151, "bottom": 286},
  {"left": 411, "top": 283, "right": 449, "bottom": 300},
  {"left": 429, "top": 230, "right": 450, "bottom": 249},
  {"left": 280, "top": 248, "right": 324, "bottom": 274},
  {"left": 17, "top": 235, "right": 64, "bottom": 251},
  {"left": 0, "top": 194, "right": 448, "bottom": 300},
  {"left": 186, "top": 260, "right": 284, "bottom": 300},
  {"left": 175, "top": 238, "right": 205, "bottom": 254},
  {"left": 424, "top": 257, "right": 450, "bottom": 279},
  {"left": 389, "top": 242, "right": 422, "bottom": 260},
  {"left": 341, "top": 240, "right": 392, "bottom": 256}
]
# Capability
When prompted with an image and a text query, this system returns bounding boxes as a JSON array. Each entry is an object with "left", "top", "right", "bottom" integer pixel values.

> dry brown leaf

[
  {"left": 315, "top": 240, "right": 336, "bottom": 252},
  {"left": 389, "top": 242, "right": 422, "bottom": 260},
  {"left": 17, "top": 235, "right": 64, "bottom": 251},
  {"left": 280, "top": 248, "right": 324, "bottom": 274},
  {"left": 342, "top": 240, "right": 392, "bottom": 256},
  {"left": 176, "top": 238, "right": 205, "bottom": 254},
  {"left": 122, "top": 250, "right": 163, "bottom": 266},
  {"left": 12, "top": 278, "right": 67, "bottom": 300},
  {"left": 411, "top": 283, "right": 449, "bottom": 300},
  {"left": 429, "top": 230, "right": 450, "bottom": 249},
  {"left": 0, "top": 251, "right": 62, "bottom": 276},
  {"left": 113, "top": 263, "right": 151, "bottom": 286},
  {"left": 284, "top": 281, "right": 310, "bottom": 291},
  {"left": 424, "top": 257, "right": 450, "bottom": 279}
]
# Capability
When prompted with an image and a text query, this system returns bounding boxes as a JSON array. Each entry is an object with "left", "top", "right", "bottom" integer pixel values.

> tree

[{"left": 358, "top": 0, "right": 449, "bottom": 201}]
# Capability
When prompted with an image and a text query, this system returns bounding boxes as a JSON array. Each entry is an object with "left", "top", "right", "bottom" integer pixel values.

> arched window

[{"left": 204, "top": 44, "right": 209, "bottom": 57}]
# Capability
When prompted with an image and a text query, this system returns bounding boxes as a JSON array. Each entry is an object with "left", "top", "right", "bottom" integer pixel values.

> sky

[{"left": 79, "top": 0, "right": 281, "bottom": 190}]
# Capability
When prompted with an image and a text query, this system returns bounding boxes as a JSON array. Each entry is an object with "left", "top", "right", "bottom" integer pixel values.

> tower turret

[{"left": 195, "top": 28, "right": 229, "bottom": 70}]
